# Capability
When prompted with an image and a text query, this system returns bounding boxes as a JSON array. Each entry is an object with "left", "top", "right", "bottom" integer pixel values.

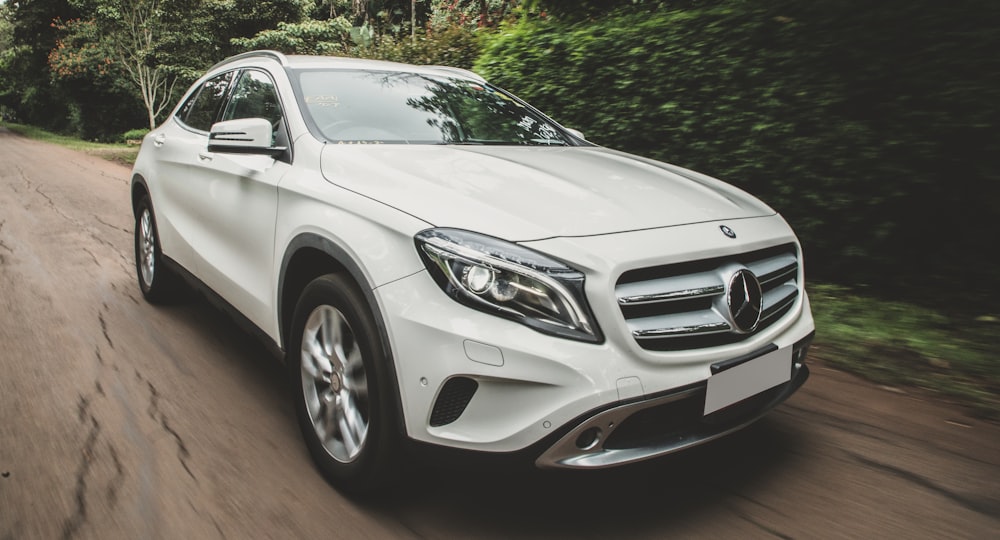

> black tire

[
  {"left": 133, "top": 194, "right": 180, "bottom": 303},
  {"left": 288, "top": 273, "right": 400, "bottom": 493}
]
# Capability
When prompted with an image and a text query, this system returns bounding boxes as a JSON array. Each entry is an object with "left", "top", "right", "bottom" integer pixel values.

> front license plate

[{"left": 704, "top": 347, "right": 792, "bottom": 415}]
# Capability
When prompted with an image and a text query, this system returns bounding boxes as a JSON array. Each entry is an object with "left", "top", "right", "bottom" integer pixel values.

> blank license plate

[{"left": 704, "top": 347, "right": 792, "bottom": 415}]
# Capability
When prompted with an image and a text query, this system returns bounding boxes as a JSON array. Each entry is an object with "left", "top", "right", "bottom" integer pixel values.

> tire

[
  {"left": 133, "top": 194, "right": 180, "bottom": 303},
  {"left": 289, "top": 273, "right": 400, "bottom": 493}
]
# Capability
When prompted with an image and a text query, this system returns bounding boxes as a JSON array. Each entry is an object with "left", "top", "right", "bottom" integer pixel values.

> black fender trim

[{"left": 277, "top": 232, "right": 408, "bottom": 437}]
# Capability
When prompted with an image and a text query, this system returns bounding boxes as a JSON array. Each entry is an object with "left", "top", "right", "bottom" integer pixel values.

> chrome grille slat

[
  {"left": 747, "top": 253, "right": 797, "bottom": 284},
  {"left": 762, "top": 286, "right": 798, "bottom": 321},
  {"left": 629, "top": 311, "right": 731, "bottom": 339},
  {"left": 617, "top": 272, "right": 724, "bottom": 305},
  {"left": 616, "top": 243, "right": 799, "bottom": 351}
]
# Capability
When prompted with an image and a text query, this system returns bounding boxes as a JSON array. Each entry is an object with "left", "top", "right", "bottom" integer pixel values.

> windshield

[{"left": 294, "top": 70, "right": 571, "bottom": 146}]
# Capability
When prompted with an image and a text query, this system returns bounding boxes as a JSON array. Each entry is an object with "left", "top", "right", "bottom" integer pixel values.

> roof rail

[
  {"left": 207, "top": 50, "right": 289, "bottom": 72},
  {"left": 424, "top": 65, "right": 486, "bottom": 83}
]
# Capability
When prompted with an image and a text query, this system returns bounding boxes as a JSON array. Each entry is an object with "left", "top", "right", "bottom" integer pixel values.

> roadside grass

[
  {"left": 2, "top": 122, "right": 140, "bottom": 166},
  {"left": 809, "top": 283, "right": 999, "bottom": 419},
  {"left": 3, "top": 122, "right": 996, "bottom": 418}
]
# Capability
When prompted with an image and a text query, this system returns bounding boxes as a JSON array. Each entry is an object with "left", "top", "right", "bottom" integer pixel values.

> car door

[
  {"left": 150, "top": 70, "right": 236, "bottom": 273},
  {"left": 185, "top": 68, "right": 291, "bottom": 332}
]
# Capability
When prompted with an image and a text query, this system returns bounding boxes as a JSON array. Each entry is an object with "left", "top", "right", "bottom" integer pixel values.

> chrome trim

[
  {"left": 618, "top": 284, "right": 724, "bottom": 305},
  {"left": 535, "top": 362, "right": 810, "bottom": 469},
  {"left": 633, "top": 321, "right": 730, "bottom": 339},
  {"left": 725, "top": 268, "right": 763, "bottom": 333},
  {"left": 615, "top": 244, "right": 800, "bottom": 349},
  {"left": 762, "top": 288, "right": 798, "bottom": 321},
  {"left": 747, "top": 253, "right": 797, "bottom": 284}
]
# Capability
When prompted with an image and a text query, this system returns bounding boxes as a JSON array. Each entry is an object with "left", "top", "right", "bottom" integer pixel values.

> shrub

[
  {"left": 476, "top": 1, "right": 1000, "bottom": 308},
  {"left": 121, "top": 128, "right": 149, "bottom": 143},
  {"left": 356, "top": 25, "right": 482, "bottom": 69}
]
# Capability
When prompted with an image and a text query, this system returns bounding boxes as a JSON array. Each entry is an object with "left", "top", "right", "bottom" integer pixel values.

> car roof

[{"left": 209, "top": 50, "right": 486, "bottom": 83}]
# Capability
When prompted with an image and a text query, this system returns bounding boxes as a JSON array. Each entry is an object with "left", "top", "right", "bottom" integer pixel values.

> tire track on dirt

[{"left": 842, "top": 449, "right": 1000, "bottom": 517}]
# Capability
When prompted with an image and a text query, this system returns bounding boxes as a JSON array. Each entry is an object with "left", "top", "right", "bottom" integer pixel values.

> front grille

[
  {"left": 616, "top": 243, "right": 799, "bottom": 351},
  {"left": 429, "top": 377, "right": 478, "bottom": 427}
]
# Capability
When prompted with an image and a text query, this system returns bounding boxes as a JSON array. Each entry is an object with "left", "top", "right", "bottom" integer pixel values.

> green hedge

[
  {"left": 476, "top": 1, "right": 1000, "bottom": 308},
  {"left": 357, "top": 26, "right": 482, "bottom": 69}
]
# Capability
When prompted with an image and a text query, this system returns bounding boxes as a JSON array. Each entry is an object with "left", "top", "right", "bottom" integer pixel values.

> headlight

[{"left": 414, "top": 228, "right": 603, "bottom": 343}]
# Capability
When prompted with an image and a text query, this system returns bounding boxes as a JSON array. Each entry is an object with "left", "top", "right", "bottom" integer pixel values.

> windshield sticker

[
  {"left": 306, "top": 95, "right": 339, "bottom": 107},
  {"left": 538, "top": 124, "right": 558, "bottom": 140}
]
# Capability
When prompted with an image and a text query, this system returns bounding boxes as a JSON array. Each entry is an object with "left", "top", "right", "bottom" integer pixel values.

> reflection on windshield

[{"left": 296, "top": 70, "right": 570, "bottom": 146}]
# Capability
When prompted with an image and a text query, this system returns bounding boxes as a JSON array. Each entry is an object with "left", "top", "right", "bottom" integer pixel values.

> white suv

[{"left": 131, "top": 51, "right": 815, "bottom": 492}]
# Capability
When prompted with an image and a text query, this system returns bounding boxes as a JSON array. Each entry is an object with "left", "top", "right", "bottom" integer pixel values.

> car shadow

[{"left": 371, "top": 403, "right": 805, "bottom": 536}]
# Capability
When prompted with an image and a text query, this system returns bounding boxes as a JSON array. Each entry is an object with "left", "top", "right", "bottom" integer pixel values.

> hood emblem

[
  {"left": 720, "top": 225, "right": 736, "bottom": 238},
  {"left": 726, "top": 269, "right": 763, "bottom": 333}
]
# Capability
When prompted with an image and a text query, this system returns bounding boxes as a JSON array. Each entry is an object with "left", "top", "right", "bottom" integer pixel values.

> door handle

[
  {"left": 152, "top": 133, "right": 166, "bottom": 147},
  {"left": 198, "top": 152, "right": 213, "bottom": 162}
]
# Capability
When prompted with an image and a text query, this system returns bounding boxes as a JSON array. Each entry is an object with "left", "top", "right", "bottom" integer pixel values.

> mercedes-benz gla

[{"left": 130, "top": 51, "right": 815, "bottom": 492}]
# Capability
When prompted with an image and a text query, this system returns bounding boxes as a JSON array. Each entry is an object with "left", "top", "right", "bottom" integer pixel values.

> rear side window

[{"left": 177, "top": 71, "right": 235, "bottom": 132}]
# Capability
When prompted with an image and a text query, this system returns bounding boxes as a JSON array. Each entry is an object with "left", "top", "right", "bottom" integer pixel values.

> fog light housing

[{"left": 575, "top": 427, "right": 602, "bottom": 450}]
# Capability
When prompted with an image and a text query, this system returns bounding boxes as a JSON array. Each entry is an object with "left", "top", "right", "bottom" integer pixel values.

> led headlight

[{"left": 415, "top": 228, "right": 603, "bottom": 343}]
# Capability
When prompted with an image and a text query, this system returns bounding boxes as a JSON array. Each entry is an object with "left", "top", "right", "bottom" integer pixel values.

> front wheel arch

[
  {"left": 130, "top": 175, "right": 149, "bottom": 217},
  {"left": 278, "top": 233, "right": 406, "bottom": 438}
]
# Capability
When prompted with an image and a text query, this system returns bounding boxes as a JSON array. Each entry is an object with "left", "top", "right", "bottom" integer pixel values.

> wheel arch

[
  {"left": 278, "top": 232, "right": 407, "bottom": 436},
  {"left": 278, "top": 233, "right": 394, "bottom": 360},
  {"left": 131, "top": 174, "right": 149, "bottom": 216}
]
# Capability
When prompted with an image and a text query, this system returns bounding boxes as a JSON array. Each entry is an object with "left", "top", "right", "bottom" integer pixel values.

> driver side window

[{"left": 221, "top": 70, "right": 284, "bottom": 145}]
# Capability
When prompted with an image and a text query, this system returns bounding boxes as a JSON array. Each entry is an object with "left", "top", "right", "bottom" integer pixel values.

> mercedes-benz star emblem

[
  {"left": 720, "top": 225, "right": 736, "bottom": 238},
  {"left": 727, "top": 269, "right": 763, "bottom": 333}
]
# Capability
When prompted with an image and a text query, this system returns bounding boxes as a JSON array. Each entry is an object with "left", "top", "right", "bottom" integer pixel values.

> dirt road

[{"left": 1, "top": 127, "right": 998, "bottom": 539}]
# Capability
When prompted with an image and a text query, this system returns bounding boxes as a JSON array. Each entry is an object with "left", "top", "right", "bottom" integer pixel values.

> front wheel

[
  {"left": 289, "top": 274, "right": 400, "bottom": 493},
  {"left": 134, "top": 195, "right": 180, "bottom": 303}
]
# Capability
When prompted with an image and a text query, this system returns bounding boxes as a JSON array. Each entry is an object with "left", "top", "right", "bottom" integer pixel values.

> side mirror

[
  {"left": 208, "top": 118, "right": 286, "bottom": 157},
  {"left": 565, "top": 127, "right": 586, "bottom": 141}
]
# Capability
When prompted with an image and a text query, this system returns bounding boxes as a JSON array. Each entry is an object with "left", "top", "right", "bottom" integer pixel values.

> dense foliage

[{"left": 477, "top": 0, "right": 1000, "bottom": 307}]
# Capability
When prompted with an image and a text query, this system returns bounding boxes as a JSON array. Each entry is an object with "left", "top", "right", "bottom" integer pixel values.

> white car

[{"left": 130, "top": 50, "right": 815, "bottom": 492}]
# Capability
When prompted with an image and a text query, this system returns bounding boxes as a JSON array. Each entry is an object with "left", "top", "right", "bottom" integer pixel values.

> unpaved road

[{"left": 1, "top": 126, "right": 998, "bottom": 539}]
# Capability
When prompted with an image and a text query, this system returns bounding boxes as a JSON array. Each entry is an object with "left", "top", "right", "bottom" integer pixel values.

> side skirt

[{"left": 161, "top": 256, "right": 285, "bottom": 362}]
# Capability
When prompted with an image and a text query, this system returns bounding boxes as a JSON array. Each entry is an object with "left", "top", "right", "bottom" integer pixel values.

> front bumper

[{"left": 535, "top": 336, "right": 811, "bottom": 469}]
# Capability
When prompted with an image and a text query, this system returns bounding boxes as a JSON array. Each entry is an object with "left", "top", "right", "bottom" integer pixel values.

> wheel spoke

[
  {"left": 302, "top": 340, "right": 332, "bottom": 381},
  {"left": 337, "top": 404, "right": 360, "bottom": 456},
  {"left": 343, "top": 344, "right": 363, "bottom": 374},
  {"left": 320, "top": 308, "right": 342, "bottom": 358},
  {"left": 314, "top": 401, "right": 332, "bottom": 441},
  {"left": 343, "top": 392, "right": 368, "bottom": 441}
]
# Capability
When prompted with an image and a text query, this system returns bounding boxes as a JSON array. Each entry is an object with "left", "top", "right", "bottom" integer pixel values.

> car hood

[{"left": 319, "top": 144, "right": 775, "bottom": 241}]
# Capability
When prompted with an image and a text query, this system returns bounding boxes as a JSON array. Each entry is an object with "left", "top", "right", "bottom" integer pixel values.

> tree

[
  {"left": 0, "top": 0, "right": 80, "bottom": 131},
  {"left": 47, "top": 0, "right": 189, "bottom": 129},
  {"left": 231, "top": 18, "right": 353, "bottom": 55},
  {"left": 108, "top": 0, "right": 175, "bottom": 129}
]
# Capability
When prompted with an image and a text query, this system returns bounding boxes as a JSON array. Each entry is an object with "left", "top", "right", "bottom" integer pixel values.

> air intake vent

[
  {"left": 429, "top": 377, "right": 479, "bottom": 427},
  {"left": 616, "top": 243, "right": 799, "bottom": 351}
]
